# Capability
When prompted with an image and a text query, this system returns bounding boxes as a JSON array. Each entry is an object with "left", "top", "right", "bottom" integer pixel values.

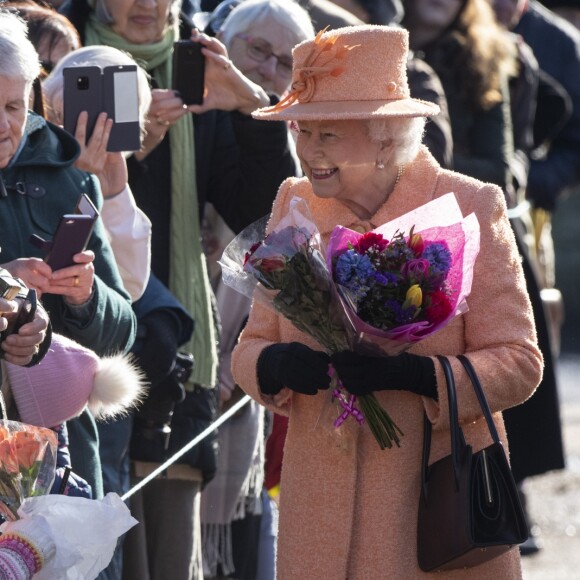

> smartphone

[
  {"left": 172, "top": 40, "right": 205, "bottom": 105},
  {"left": 63, "top": 65, "right": 140, "bottom": 152},
  {"left": 45, "top": 214, "right": 97, "bottom": 271},
  {"left": 75, "top": 192, "right": 99, "bottom": 220},
  {"left": 63, "top": 66, "right": 102, "bottom": 143},
  {"left": 103, "top": 65, "right": 140, "bottom": 151}
]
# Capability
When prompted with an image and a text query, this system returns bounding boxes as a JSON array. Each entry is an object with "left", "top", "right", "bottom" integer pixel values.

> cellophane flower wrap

[
  {"left": 327, "top": 192, "right": 480, "bottom": 353},
  {"left": 0, "top": 420, "right": 57, "bottom": 522}
]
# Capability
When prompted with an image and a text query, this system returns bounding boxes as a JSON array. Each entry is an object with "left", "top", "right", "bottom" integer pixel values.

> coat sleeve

[
  {"left": 57, "top": 174, "right": 137, "bottom": 356},
  {"left": 231, "top": 179, "right": 300, "bottom": 416},
  {"left": 423, "top": 183, "right": 543, "bottom": 431},
  {"left": 204, "top": 103, "right": 300, "bottom": 234}
]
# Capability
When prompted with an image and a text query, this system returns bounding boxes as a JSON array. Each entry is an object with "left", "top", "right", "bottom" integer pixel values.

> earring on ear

[{"left": 376, "top": 161, "right": 385, "bottom": 170}]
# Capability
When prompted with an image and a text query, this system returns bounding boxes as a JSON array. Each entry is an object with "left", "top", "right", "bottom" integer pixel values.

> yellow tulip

[{"left": 403, "top": 284, "right": 423, "bottom": 309}]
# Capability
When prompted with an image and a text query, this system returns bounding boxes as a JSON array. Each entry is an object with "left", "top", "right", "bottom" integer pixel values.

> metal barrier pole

[{"left": 122, "top": 394, "right": 252, "bottom": 501}]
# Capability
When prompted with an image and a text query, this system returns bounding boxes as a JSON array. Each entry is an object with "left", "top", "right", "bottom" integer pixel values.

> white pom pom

[{"left": 88, "top": 353, "right": 147, "bottom": 421}]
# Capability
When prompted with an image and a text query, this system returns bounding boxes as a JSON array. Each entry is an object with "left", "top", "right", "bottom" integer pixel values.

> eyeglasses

[{"left": 235, "top": 33, "right": 293, "bottom": 78}]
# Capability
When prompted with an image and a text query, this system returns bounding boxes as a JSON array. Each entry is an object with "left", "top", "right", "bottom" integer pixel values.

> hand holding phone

[{"left": 63, "top": 65, "right": 141, "bottom": 152}]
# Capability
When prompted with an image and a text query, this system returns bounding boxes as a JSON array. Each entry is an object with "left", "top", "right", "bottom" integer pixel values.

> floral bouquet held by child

[{"left": 221, "top": 194, "right": 480, "bottom": 450}]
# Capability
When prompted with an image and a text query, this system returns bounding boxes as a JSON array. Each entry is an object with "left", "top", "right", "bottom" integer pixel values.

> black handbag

[{"left": 417, "top": 355, "right": 529, "bottom": 572}]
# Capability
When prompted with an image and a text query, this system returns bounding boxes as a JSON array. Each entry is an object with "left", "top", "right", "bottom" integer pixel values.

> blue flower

[
  {"left": 373, "top": 271, "right": 398, "bottom": 286},
  {"left": 421, "top": 242, "right": 452, "bottom": 278},
  {"left": 335, "top": 250, "right": 374, "bottom": 286}
]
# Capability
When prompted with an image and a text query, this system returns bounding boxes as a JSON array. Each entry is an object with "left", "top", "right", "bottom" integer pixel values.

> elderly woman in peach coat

[{"left": 231, "top": 25, "right": 543, "bottom": 579}]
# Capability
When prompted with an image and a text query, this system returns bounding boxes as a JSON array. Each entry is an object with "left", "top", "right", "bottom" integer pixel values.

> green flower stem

[{"left": 358, "top": 394, "right": 404, "bottom": 450}]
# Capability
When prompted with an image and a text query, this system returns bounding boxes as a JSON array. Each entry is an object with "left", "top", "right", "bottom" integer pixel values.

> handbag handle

[
  {"left": 422, "top": 354, "right": 500, "bottom": 497},
  {"left": 456, "top": 354, "right": 501, "bottom": 445}
]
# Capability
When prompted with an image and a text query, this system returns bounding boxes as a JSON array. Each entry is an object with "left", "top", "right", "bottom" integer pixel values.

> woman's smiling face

[
  {"left": 296, "top": 119, "right": 385, "bottom": 212},
  {"left": 103, "top": 0, "right": 173, "bottom": 45}
]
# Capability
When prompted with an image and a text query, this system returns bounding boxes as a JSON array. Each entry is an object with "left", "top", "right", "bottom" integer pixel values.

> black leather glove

[
  {"left": 257, "top": 342, "right": 331, "bottom": 396},
  {"left": 331, "top": 351, "right": 437, "bottom": 400}
]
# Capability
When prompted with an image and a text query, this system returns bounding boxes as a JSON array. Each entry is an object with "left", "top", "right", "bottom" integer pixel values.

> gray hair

[
  {"left": 95, "top": 0, "right": 182, "bottom": 28},
  {"left": 367, "top": 117, "right": 426, "bottom": 166},
  {"left": 0, "top": 10, "right": 41, "bottom": 84},
  {"left": 43, "top": 45, "right": 152, "bottom": 134},
  {"left": 219, "top": 0, "right": 315, "bottom": 50}
]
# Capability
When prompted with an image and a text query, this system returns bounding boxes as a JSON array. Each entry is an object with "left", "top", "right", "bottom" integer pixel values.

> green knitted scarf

[{"left": 85, "top": 17, "right": 217, "bottom": 389}]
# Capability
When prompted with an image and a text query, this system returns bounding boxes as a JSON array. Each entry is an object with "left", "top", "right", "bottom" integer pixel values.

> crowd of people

[{"left": 0, "top": 0, "right": 578, "bottom": 578}]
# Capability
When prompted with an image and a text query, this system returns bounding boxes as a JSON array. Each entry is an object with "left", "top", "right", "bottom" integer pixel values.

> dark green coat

[
  {"left": 0, "top": 114, "right": 136, "bottom": 356},
  {"left": 0, "top": 114, "right": 137, "bottom": 498}
]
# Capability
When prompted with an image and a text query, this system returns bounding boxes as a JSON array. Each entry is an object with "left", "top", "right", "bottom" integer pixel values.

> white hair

[
  {"left": 43, "top": 45, "right": 152, "bottom": 133},
  {"left": 367, "top": 117, "right": 427, "bottom": 166},
  {"left": 0, "top": 10, "right": 41, "bottom": 84},
  {"left": 219, "top": 0, "right": 315, "bottom": 49}
]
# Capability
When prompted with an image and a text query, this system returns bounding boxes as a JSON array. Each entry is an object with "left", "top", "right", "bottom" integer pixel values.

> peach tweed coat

[{"left": 232, "top": 146, "right": 543, "bottom": 579}]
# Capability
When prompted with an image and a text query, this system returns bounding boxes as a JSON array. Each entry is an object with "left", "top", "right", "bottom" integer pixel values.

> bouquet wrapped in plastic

[
  {"left": 220, "top": 194, "right": 480, "bottom": 449},
  {"left": 0, "top": 492, "right": 137, "bottom": 580},
  {"left": 0, "top": 420, "right": 57, "bottom": 522}
]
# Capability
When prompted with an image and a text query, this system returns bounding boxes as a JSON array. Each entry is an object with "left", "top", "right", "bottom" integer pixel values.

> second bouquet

[{"left": 220, "top": 193, "right": 480, "bottom": 450}]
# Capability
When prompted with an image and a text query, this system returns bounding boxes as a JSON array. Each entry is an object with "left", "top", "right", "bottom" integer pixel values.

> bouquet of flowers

[
  {"left": 220, "top": 194, "right": 480, "bottom": 450},
  {"left": 0, "top": 420, "right": 57, "bottom": 522},
  {"left": 326, "top": 192, "right": 480, "bottom": 353}
]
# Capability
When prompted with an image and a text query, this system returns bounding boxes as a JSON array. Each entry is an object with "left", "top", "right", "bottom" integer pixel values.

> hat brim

[{"left": 252, "top": 98, "right": 440, "bottom": 121}]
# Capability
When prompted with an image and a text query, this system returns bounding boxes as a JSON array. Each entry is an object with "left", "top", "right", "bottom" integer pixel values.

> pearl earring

[{"left": 376, "top": 161, "right": 385, "bottom": 170}]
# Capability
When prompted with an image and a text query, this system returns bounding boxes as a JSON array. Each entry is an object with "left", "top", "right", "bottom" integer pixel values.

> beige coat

[{"left": 232, "top": 147, "right": 543, "bottom": 579}]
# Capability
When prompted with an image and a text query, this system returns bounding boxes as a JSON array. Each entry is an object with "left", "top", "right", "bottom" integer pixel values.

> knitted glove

[
  {"left": 257, "top": 342, "right": 331, "bottom": 396},
  {"left": 331, "top": 351, "right": 437, "bottom": 399}
]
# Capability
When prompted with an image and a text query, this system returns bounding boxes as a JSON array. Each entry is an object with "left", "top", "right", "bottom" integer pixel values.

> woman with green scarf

[{"left": 59, "top": 1, "right": 300, "bottom": 579}]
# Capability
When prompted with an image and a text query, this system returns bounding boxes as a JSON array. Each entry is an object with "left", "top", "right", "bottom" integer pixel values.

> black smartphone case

[
  {"left": 172, "top": 40, "right": 205, "bottom": 105},
  {"left": 103, "top": 65, "right": 140, "bottom": 151},
  {"left": 63, "top": 66, "right": 102, "bottom": 143},
  {"left": 63, "top": 65, "right": 140, "bottom": 152},
  {"left": 45, "top": 214, "right": 97, "bottom": 271}
]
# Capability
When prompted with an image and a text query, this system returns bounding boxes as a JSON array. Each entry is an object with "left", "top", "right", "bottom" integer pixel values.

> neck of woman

[{"left": 341, "top": 166, "right": 401, "bottom": 220}]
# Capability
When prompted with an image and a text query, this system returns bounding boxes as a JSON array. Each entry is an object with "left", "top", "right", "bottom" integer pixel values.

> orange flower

[
  {"left": 0, "top": 438, "right": 19, "bottom": 474},
  {"left": 12, "top": 431, "right": 46, "bottom": 471},
  {"left": 0, "top": 426, "right": 10, "bottom": 443}
]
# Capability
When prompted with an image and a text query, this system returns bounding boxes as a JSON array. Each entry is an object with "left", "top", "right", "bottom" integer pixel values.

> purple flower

[
  {"left": 373, "top": 271, "right": 398, "bottom": 286},
  {"left": 401, "top": 258, "right": 430, "bottom": 281},
  {"left": 384, "top": 299, "right": 418, "bottom": 324}
]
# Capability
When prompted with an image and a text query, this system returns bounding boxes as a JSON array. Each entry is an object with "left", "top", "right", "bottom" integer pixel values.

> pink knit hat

[
  {"left": 253, "top": 25, "right": 439, "bottom": 121},
  {"left": 5, "top": 334, "right": 146, "bottom": 427}
]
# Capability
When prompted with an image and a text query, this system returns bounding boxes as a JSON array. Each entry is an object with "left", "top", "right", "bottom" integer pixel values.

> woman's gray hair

[
  {"left": 219, "top": 0, "right": 315, "bottom": 50},
  {"left": 94, "top": 0, "right": 182, "bottom": 27},
  {"left": 43, "top": 45, "right": 152, "bottom": 134},
  {"left": 367, "top": 117, "right": 426, "bottom": 166},
  {"left": 0, "top": 10, "right": 41, "bottom": 84}
]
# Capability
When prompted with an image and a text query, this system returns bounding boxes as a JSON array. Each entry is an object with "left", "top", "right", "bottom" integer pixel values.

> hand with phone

[
  {"left": 74, "top": 111, "right": 128, "bottom": 198},
  {"left": 46, "top": 250, "right": 96, "bottom": 306},
  {"left": 136, "top": 89, "right": 190, "bottom": 161},
  {"left": 184, "top": 32, "right": 270, "bottom": 116},
  {"left": 0, "top": 258, "right": 52, "bottom": 298}
]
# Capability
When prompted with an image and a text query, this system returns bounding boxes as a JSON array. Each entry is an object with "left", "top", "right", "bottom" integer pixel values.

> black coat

[{"left": 515, "top": 0, "right": 580, "bottom": 209}]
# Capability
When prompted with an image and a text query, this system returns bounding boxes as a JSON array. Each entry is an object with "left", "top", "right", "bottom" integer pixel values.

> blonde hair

[{"left": 449, "top": 0, "right": 515, "bottom": 110}]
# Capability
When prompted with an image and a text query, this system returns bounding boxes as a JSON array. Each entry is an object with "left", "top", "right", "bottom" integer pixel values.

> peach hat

[{"left": 253, "top": 25, "right": 439, "bottom": 121}]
